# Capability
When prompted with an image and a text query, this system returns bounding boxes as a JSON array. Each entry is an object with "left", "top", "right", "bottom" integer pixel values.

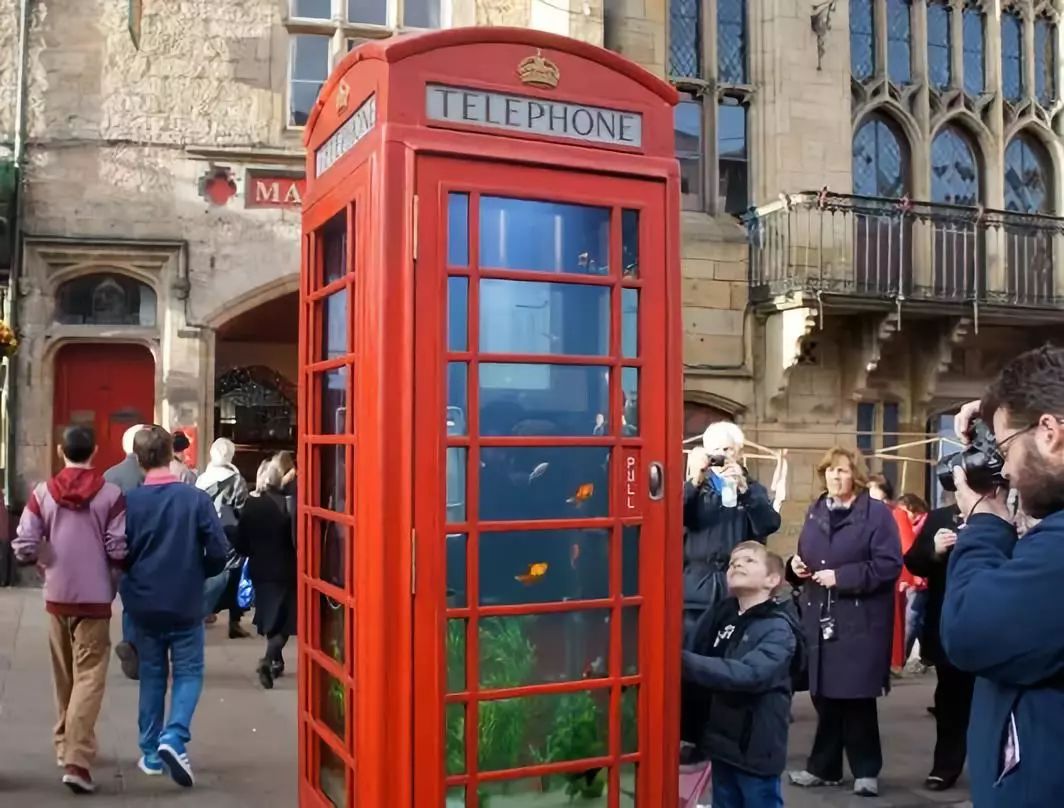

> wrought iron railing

[{"left": 744, "top": 191, "right": 1064, "bottom": 308}]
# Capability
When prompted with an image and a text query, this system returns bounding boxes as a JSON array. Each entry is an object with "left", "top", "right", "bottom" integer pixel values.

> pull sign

[{"left": 620, "top": 448, "right": 640, "bottom": 516}]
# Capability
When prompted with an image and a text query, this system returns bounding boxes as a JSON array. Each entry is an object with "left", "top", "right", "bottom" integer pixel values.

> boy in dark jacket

[
  {"left": 121, "top": 427, "right": 228, "bottom": 788},
  {"left": 682, "top": 541, "right": 801, "bottom": 808}
]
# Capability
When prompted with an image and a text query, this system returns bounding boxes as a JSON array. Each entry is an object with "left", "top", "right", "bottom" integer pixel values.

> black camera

[
  {"left": 707, "top": 454, "right": 727, "bottom": 468},
  {"left": 936, "top": 418, "right": 1007, "bottom": 493}
]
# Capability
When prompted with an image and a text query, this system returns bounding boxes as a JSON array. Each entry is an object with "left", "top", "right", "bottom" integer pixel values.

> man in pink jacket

[{"left": 12, "top": 425, "right": 128, "bottom": 795}]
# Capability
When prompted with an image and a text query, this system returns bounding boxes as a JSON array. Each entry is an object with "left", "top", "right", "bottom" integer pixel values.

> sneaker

[
  {"left": 257, "top": 659, "right": 275, "bottom": 690},
  {"left": 854, "top": 777, "right": 879, "bottom": 797},
  {"left": 138, "top": 755, "right": 164, "bottom": 776},
  {"left": 115, "top": 641, "right": 139, "bottom": 681},
  {"left": 789, "top": 770, "right": 842, "bottom": 788},
  {"left": 62, "top": 765, "right": 96, "bottom": 794},
  {"left": 158, "top": 740, "right": 195, "bottom": 788}
]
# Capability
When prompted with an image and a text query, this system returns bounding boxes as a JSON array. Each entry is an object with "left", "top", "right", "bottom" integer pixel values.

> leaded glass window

[
  {"left": 931, "top": 127, "right": 979, "bottom": 206},
  {"left": 718, "top": 98, "right": 748, "bottom": 214},
  {"left": 887, "top": 0, "right": 912, "bottom": 84},
  {"left": 1002, "top": 11, "right": 1024, "bottom": 102},
  {"left": 1035, "top": 17, "right": 1057, "bottom": 106},
  {"left": 853, "top": 116, "right": 908, "bottom": 198},
  {"left": 717, "top": 0, "right": 747, "bottom": 84},
  {"left": 927, "top": 1, "right": 952, "bottom": 90},
  {"left": 54, "top": 274, "right": 157, "bottom": 327},
  {"left": 1004, "top": 134, "right": 1051, "bottom": 214},
  {"left": 851, "top": 0, "right": 876, "bottom": 80},
  {"left": 962, "top": 5, "right": 985, "bottom": 96},
  {"left": 668, "top": 0, "right": 700, "bottom": 79}
]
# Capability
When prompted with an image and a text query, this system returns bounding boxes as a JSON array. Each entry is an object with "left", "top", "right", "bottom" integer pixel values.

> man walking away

[
  {"left": 121, "top": 426, "right": 228, "bottom": 788},
  {"left": 105, "top": 422, "right": 148, "bottom": 680},
  {"left": 12, "top": 426, "right": 127, "bottom": 794}
]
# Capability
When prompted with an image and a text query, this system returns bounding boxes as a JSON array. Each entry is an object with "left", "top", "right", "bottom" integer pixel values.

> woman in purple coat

[{"left": 786, "top": 447, "right": 902, "bottom": 798}]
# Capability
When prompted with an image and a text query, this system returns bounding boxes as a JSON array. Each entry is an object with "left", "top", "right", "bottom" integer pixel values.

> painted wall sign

[
  {"left": 315, "top": 94, "right": 377, "bottom": 176},
  {"left": 425, "top": 84, "right": 643, "bottom": 148},
  {"left": 246, "top": 172, "right": 306, "bottom": 208}
]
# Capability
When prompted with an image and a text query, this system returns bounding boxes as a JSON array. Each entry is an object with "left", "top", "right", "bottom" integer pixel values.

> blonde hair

[
  {"left": 815, "top": 446, "right": 870, "bottom": 491},
  {"left": 256, "top": 459, "right": 283, "bottom": 493}
]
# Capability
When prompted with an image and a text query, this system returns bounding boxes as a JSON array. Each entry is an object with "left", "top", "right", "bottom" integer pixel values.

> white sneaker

[
  {"left": 62, "top": 767, "right": 96, "bottom": 794},
  {"left": 158, "top": 741, "right": 195, "bottom": 788},
  {"left": 854, "top": 777, "right": 879, "bottom": 797},
  {"left": 789, "top": 770, "right": 842, "bottom": 787}
]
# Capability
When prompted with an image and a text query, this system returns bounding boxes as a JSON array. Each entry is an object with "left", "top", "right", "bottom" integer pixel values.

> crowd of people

[
  {"left": 680, "top": 345, "right": 1064, "bottom": 808},
  {"left": 9, "top": 424, "right": 298, "bottom": 794}
]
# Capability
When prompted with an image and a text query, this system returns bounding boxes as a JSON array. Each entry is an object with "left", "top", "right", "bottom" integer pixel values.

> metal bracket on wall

[{"left": 811, "top": 0, "right": 838, "bottom": 71}]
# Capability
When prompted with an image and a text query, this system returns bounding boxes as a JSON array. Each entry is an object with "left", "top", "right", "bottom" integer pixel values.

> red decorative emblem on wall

[{"left": 198, "top": 167, "right": 237, "bottom": 207}]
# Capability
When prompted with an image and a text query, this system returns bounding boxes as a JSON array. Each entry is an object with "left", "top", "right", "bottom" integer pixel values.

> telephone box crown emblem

[
  {"left": 518, "top": 50, "right": 560, "bottom": 89},
  {"left": 336, "top": 80, "right": 350, "bottom": 113}
]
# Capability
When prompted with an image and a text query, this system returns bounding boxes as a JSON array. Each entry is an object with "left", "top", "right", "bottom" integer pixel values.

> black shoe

[
  {"left": 927, "top": 706, "right": 937, "bottom": 717},
  {"left": 115, "top": 641, "right": 140, "bottom": 681},
  {"left": 925, "top": 774, "right": 958, "bottom": 791},
  {"left": 270, "top": 660, "right": 285, "bottom": 678},
  {"left": 229, "top": 623, "right": 251, "bottom": 639},
  {"left": 257, "top": 659, "right": 275, "bottom": 690}
]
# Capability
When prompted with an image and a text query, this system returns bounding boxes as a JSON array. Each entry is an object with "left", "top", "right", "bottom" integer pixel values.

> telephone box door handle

[{"left": 648, "top": 462, "right": 664, "bottom": 500}]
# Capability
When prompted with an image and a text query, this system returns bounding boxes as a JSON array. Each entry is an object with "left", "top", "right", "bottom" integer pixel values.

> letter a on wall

[{"left": 129, "top": 0, "right": 143, "bottom": 50}]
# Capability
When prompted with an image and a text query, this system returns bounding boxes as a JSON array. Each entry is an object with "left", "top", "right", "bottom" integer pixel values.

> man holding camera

[
  {"left": 940, "top": 346, "right": 1064, "bottom": 807},
  {"left": 683, "top": 422, "right": 781, "bottom": 634}
]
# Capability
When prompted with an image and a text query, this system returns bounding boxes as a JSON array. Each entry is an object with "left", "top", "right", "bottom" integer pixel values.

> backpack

[{"left": 779, "top": 595, "right": 810, "bottom": 693}]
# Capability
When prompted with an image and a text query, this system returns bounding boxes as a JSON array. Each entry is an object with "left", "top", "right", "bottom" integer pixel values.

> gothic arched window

[
  {"left": 1002, "top": 10, "right": 1025, "bottom": 102},
  {"left": 927, "top": 1, "right": 952, "bottom": 90},
  {"left": 1035, "top": 16, "right": 1057, "bottom": 106},
  {"left": 931, "top": 126, "right": 979, "bottom": 205},
  {"left": 853, "top": 116, "right": 909, "bottom": 198},
  {"left": 851, "top": 0, "right": 876, "bottom": 80},
  {"left": 962, "top": 4, "right": 985, "bottom": 96},
  {"left": 887, "top": 0, "right": 913, "bottom": 84},
  {"left": 1005, "top": 133, "right": 1052, "bottom": 214},
  {"left": 1004, "top": 133, "right": 1054, "bottom": 304},
  {"left": 54, "top": 273, "right": 157, "bottom": 327}
]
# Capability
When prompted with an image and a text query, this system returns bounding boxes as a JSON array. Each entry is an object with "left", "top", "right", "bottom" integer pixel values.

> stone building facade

[{"left": 0, "top": 0, "right": 1059, "bottom": 553}]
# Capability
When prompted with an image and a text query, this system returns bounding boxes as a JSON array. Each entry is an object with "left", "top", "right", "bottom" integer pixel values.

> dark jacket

[
  {"left": 681, "top": 597, "right": 799, "bottom": 777},
  {"left": 233, "top": 491, "right": 296, "bottom": 586},
  {"left": 103, "top": 454, "right": 144, "bottom": 495},
  {"left": 788, "top": 493, "right": 901, "bottom": 699},
  {"left": 902, "top": 505, "right": 961, "bottom": 665},
  {"left": 120, "top": 476, "right": 228, "bottom": 630},
  {"left": 683, "top": 474, "right": 781, "bottom": 621},
  {"left": 941, "top": 511, "right": 1064, "bottom": 808}
]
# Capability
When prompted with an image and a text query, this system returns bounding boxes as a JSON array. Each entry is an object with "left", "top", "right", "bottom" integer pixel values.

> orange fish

[
  {"left": 567, "top": 483, "right": 595, "bottom": 505},
  {"left": 515, "top": 562, "right": 549, "bottom": 585}
]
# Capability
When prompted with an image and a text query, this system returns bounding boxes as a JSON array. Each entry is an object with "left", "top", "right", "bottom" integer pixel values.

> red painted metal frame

[{"left": 299, "top": 27, "right": 681, "bottom": 808}]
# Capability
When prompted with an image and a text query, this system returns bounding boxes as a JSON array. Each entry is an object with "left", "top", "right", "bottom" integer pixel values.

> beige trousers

[{"left": 49, "top": 614, "right": 111, "bottom": 770}]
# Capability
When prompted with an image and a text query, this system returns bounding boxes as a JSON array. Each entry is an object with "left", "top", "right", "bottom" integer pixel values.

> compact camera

[
  {"left": 707, "top": 454, "right": 727, "bottom": 468},
  {"left": 819, "top": 615, "right": 837, "bottom": 642},
  {"left": 936, "top": 418, "right": 1007, "bottom": 494}
]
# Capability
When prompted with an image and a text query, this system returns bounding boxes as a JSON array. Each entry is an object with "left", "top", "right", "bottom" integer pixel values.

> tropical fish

[
  {"left": 515, "top": 562, "right": 549, "bottom": 585},
  {"left": 529, "top": 462, "right": 550, "bottom": 483},
  {"left": 567, "top": 482, "right": 595, "bottom": 505}
]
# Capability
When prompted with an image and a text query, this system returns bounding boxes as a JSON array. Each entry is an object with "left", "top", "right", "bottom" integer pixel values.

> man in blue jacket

[
  {"left": 121, "top": 426, "right": 228, "bottom": 789},
  {"left": 942, "top": 345, "right": 1064, "bottom": 808}
]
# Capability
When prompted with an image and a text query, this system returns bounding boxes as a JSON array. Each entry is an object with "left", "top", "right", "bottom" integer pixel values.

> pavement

[{"left": 0, "top": 587, "right": 972, "bottom": 807}]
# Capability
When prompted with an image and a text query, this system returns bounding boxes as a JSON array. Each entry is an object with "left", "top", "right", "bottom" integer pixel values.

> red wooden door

[
  {"left": 414, "top": 157, "right": 673, "bottom": 807},
  {"left": 53, "top": 343, "right": 155, "bottom": 472}
]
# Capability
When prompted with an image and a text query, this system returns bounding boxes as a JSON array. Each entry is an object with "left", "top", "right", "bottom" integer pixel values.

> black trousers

[
  {"left": 807, "top": 696, "right": 883, "bottom": 781},
  {"left": 266, "top": 633, "right": 290, "bottom": 666},
  {"left": 932, "top": 661, "right": 975, "bottom": 778}
]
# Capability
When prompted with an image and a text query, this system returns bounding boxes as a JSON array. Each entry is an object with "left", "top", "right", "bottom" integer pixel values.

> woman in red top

[{"left": 868, "top": 476, "right": 928, "bottom": 671}]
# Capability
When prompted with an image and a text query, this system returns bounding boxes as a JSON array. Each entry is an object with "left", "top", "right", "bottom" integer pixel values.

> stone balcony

[{"left": 744, "top": 190, "right": 1064, "bottom": 324}]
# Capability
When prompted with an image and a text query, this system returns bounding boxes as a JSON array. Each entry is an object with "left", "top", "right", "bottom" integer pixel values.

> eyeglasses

[{"left": 996, "top": 417, "right": 1064, "bottom": 461}]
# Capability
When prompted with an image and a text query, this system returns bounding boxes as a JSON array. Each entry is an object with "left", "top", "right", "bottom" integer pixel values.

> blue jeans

[
  {"left": 711, "top": 760, "right": 783, "bottom": 808},
  {"left": 905, "top": 588, "right": 928, "bottom": 660},
  {"left": 135, "top": 622, "right": 205, "bottom": 758},
  {"left": 203, "top": 570, "right": 229, "bottom": 616},
  {"left": 122, "top": 609, "right": 136, "bottom": 647}
]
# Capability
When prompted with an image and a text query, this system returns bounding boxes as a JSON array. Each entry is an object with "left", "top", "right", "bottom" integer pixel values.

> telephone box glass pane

[
  {"left": 622, "top": 607, "right": 639, "bottom": 675},
  {"left": 447, "top": 363, "right": 468, "bottom": 436},
  {"left": 322, "top": 289, "right": 349, "bottom": 360},
  {"left": 622, "top": 210, "right": 639, "bottom": 277},
  {"left": 317, "top": 735, "right": 348, "bottom": 807},
  {"left": 317, "top": 519, "right": 347, "bottom": 589},
  {"left": 316, "top": 665, "right": 347, "bottom": 741},
  {"left": 480, "top": 280, "right": 610, "bottom": 356},
  {"left": 621, "top": 367, "right": 639, "bottom": 435},
  {"left": 445, "top": 703, "right": 466, "bottom": 775},
  {"left": 620, "top": 764, "right": 637, "bottom": 806},
  {"left": 322, "top": 212, "right": 348, "bottom": 285},
  {"left": 316, "top": 444, "right": 347, "bottom": 512},
  {"left": 477, "top": 691, "right": 608, "bottom": 771},
  {"left": 479, "top": 446, "right": 610, "bottom": 521},
  {"left": 478, "top": 528, "right": 610, "bottom": 606},
  {"left": 478, "top": 610, "right": 611, "bottom": 688},
  {"left": 622, "top": 686, "right": 639, "bottom": 753},
  {"left": 319, "top": 591, "right": 346, "bottom": 664},
  {"left": 478, "top": 772, "right": 615, "bottom": 805},
  {"left": 622, "top": 525, "right": 639, "bottom": 596},
  {"left": 479, "top": 364, "right": 610, "bottom": 436},
  {"left": 448, "top": 193, "right": 469, "bottom": 267},
  {"left": 447, "top": 447, "right": 467, "bottom": 523},
  {"left": 447, "top": 619, "right": 467, "bottom": 692},
  {"left": 622, "top": 288, "right": 639, "bottom": 358},
  {"left": 448, "top": 277, "right": 469, "bottom": 350},
  {"left": 321, "top": 367, "right": 348, "bottom": 434},
  {"left": 446, "top": 533, "right": 467, "bottom": 608},
  {"left": 479, "top": 197, "right": 610, "bottom": 275}
]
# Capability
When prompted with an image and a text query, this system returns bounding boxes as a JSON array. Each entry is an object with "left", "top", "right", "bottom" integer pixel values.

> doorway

[{"left": 53, "top": 343, "right": 155, "bottom": 473}]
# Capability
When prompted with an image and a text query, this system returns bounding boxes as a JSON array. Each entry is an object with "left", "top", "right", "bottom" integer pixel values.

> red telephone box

[{"left": 299, "top": 28, "right": 682, "bottom": 807}]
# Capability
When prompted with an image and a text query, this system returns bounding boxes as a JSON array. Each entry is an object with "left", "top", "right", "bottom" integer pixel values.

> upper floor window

[
  {"left": 853, "top": 115, "right": 909, "bottom": 198},
  {"left": 286, "top": 0, "right": 446, "bottom": 127},
  {"left": 851, "top": 0, "right": 876, "bottom": 80},
  {"left": 931, "top": 126, "right": 979, "bottom": 206},
  {"left": 962, "top": 5, "right": 985, "bottom": 96},
  {"left": 1002, "top": 10, "right": 1024, "bottom": 103},
  {"left": 1004, "top": 133, "right": 1052, "bottom": 214},
  {"left": 1035, "top": 16, "right": 1057, "bottom": 106},
  {"left": 55, "top": 274, "right": 157, "bottom": 327},
  {"left": 927, "top": 1, "right": 952, "bottom": 90},
  {"left": 857, "top": 401, "right": 901, "bottom": 487},
  {"left": 887, "top": 0, "right": 913, "bottom": 84},
  {"left": 667, "top": 0, "right": 752, "bottom": 214},
  {"left": 717, "top": 0, "right": 747, "bottom": 84}
]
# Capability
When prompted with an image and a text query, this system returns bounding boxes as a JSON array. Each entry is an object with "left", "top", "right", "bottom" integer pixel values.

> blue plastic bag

[{"left": 237, "top": 558, "right": 255, "bottom": 609}]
